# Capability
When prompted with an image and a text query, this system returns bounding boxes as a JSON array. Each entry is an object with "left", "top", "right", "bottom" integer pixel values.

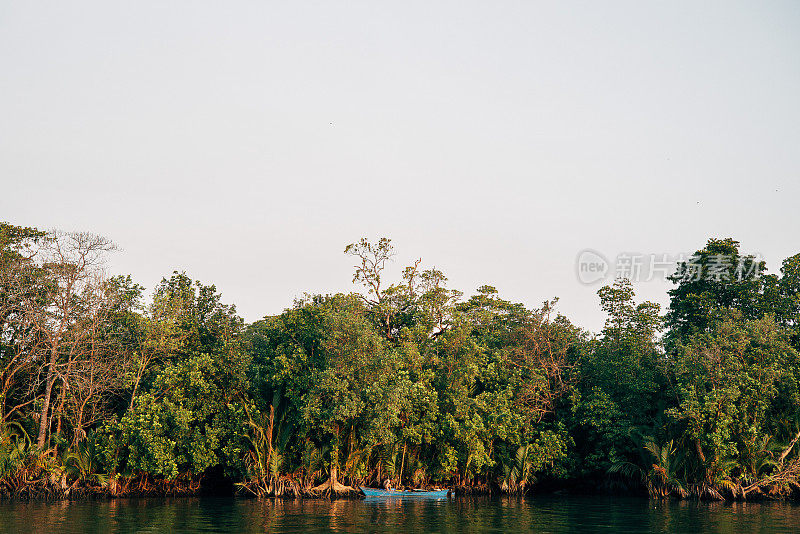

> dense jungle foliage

[{"left": 2, "top": 223, "right": 800, "bottom": 500}]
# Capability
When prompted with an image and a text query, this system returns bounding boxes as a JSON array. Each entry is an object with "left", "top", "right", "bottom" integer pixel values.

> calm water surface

[{"left": 1, "top": 495, "right": 798, "bottom": 533}]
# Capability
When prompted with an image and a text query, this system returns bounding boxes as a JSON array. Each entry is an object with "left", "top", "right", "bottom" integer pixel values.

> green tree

[
  {"left": 105, "top": 274, "right": 249, "bottom": 481},
  {"left": 667, "top": 312, "right": 800, "bottom": 495},
  {"left": 666, "top": 238, "right": 765, "bottom": 345},
  {"left": 573, "top": 278, "right": 665, "bottom": 479},
  {"left": 0, "top": 223, "right": 46, "bottom": 423}
]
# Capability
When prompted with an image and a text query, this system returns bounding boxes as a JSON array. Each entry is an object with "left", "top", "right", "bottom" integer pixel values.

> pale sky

[{"left": 2, "top": 1, "right": 798, "bottom": 332}]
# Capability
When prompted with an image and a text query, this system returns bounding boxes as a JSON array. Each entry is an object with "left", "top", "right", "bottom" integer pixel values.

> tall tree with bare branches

[{"left": 23, "top": 232, "right": 116, "bottom": 448}]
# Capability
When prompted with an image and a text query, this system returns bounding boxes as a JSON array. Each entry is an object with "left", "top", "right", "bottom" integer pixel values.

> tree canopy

[{"left": 2, "top": 227, "right": 800, "bottom": 501}]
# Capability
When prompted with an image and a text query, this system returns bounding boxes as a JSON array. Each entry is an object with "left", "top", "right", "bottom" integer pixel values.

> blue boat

[{"left": 360, "top": 487, "right": 450, "bottom": 498}]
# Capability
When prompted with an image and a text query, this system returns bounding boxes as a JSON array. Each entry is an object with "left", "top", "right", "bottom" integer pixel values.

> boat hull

[{"left": 360, "top": 487, "right": 450, "bottom": 498}]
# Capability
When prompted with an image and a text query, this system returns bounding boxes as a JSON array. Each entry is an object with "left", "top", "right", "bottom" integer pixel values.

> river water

[{"left": 1, "top": 495, "right": 798, "bottom": 533}]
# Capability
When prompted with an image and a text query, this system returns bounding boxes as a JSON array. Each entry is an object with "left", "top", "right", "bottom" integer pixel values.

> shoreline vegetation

[{"left": 2, "top": 224, "right": 800, "bottom": 502}]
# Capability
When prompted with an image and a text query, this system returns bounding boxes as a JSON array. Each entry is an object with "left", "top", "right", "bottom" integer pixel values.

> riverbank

[{"left": 4, "top": 473, "right": 799, "bottom": 503}]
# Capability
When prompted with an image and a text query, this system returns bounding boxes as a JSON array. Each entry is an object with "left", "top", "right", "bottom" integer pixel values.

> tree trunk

[
  {"left": 266, "top": 404, "right": 274, "bottom": 475},
  {"left": 310, "top": 433, "right": 357, "bottom": 498},
  {"left": 73, "top": 396, "right": 89, "bottom": 446},
  {"left": 695, "top": 439, "right": 706, "bottom": 462},
  {"left": 399, "top": 442, "right": 407, "bottom": 486},
  {"left": 779, "top": 430, "right": 800, "bottom": 466},
  {"left": 54, "top": 380, "right": 67, "bottom": 438},
  {"left": 129, "top": 368, "right": 143, "bottom": 410},
  {"left": 36, "top": 350, "right": 59, "bottom": 448}
]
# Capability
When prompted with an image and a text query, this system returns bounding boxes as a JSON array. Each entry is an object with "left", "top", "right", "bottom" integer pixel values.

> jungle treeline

[{"left": 2, "top": 223, "right": 800, "bottom": 501}]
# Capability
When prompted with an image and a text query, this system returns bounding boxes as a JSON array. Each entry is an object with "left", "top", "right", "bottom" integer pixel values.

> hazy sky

[{"left": 2, "top": 1, "right": 798, "bottom": 332}]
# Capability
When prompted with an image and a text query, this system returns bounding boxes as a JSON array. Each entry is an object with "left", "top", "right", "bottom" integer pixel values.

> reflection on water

[{"left": 1, "top": 495, "right": 799, "bottom": 533}]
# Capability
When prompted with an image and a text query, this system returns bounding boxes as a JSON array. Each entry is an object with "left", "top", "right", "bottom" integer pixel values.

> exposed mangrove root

[
  {"left": 0, "top": 471, "right": 108, "bottom": 501},
  {"left": 308, "top": 467, "right": 360, "bottom": 499},
  {"left": 236, "top": 475, "right": 303, "bottom": 498},
  {"left": 103, "top": 474, "right": 203, "bottom": 498}
]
